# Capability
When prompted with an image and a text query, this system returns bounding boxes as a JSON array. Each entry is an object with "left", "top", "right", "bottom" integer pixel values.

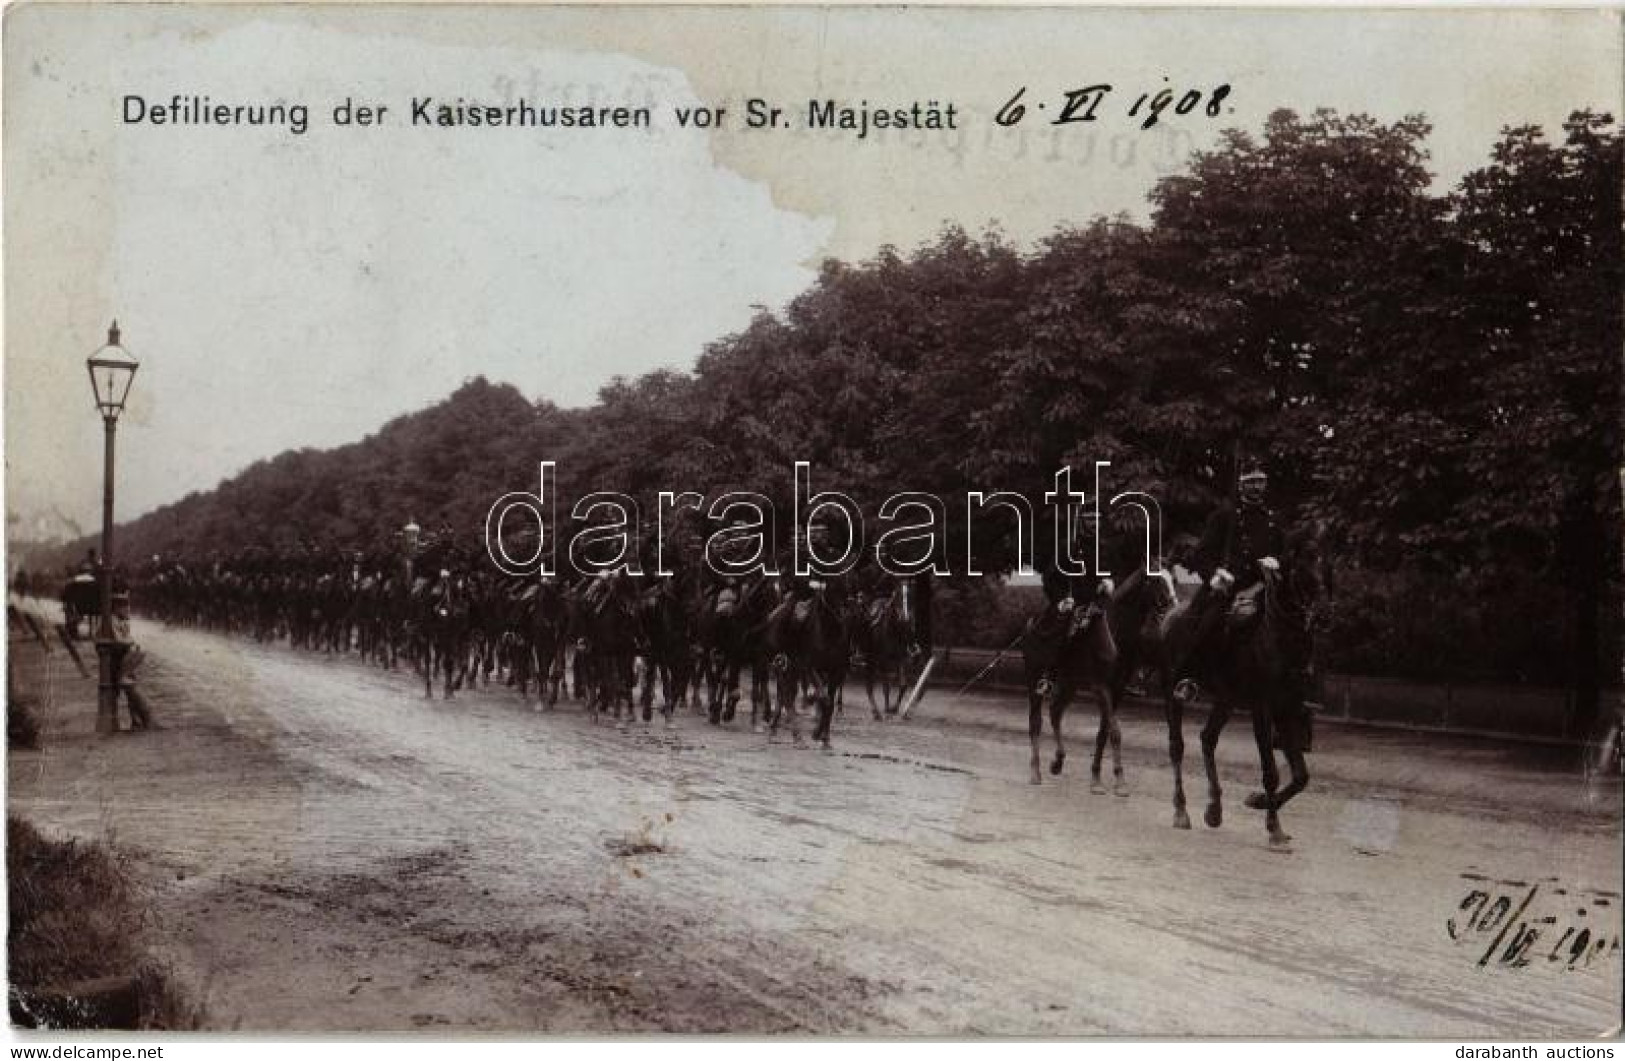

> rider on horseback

[
  {"left": 1039, "top": 505, "right": 1118, "bottom": 640},
  {"left": 1031, "top": 511, "right": 1118, "bottom": 696},
  {"left": 1174, "top": 460, "right": 1312, "bottom": 709},
  {"left": 849, "top": 542, "right": 900, "bottom": 665},
  {"left": 766, "top": 518, "right": 846, "bottom": 659}
]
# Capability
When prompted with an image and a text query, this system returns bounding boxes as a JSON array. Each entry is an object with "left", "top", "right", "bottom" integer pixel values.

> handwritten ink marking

[
  {"left": 1449, "top": 876, "right": 1623, "bottom": 972},
  {"left": 1477, "top": 885, "right": 1537, "bottom": 965}
]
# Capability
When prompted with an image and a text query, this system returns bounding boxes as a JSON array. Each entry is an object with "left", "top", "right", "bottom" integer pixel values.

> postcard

[{"left": 4, "top": 3, "right": 1622, "bottom": 1039}]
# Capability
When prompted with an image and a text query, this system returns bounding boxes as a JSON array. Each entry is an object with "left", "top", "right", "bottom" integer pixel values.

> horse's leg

[
  {"left": 1028, "top": 688, "right": 1045, "bottom": 785},
  {"left": 1097, "top": 684, "right": 1127, "bottom": 796},
  {"left": 666, "top": 659, "right": 685, "bottom": 729},
  {"left": 1200, "top": 699, "right": 1232, "bottom": 828},
  {"left": 815, "top": 675, "right": 835, "bottom": 751},
  {"left": 616, "top": 655, "right": 633, "bottom": 731},
  {"left": 706, "top": 652, "right": 724, "bottom": 725},
  {"left": 1247, "top": 700, "right": 1312, "bottom": 813},
  {"left": 639, "top": 654, "right": 655, "bottom": 723},
  {"left": 1090, "top": 694, "right": 1109, "bottom": 786},
  {"left": 752, "top": 658, "right": 769, "bottom": 734},
  {"left": 1250, "top": 702, "right": 1290, "bottom": 848},
  {"left": 769, "top": 669, "right": 790, "bottom": 742},
  {"left": 546, "top": 646, "right": 562, "bottom": 709},
  {"left": 1167, "top": 689, "right": 1191, "bottom": 829},
  {"left": 725, "top": 657, "right": 744, "bottom": 724},
  {"left": 1276, "top": 749, "right": 1310, "bottom": 810}
]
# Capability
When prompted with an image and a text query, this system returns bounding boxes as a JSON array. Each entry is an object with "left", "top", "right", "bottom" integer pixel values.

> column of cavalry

[
  {"left": 127, "top": 479, "right": 1318, "bottom": 848},
  {"left": 128, "top": 523, "right": 933, "bottom": 750}
]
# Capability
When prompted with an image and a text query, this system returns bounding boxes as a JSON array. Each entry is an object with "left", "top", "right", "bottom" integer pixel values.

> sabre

[
  {"left": 897, "top": 651, "right": 938, "bottom": 720},
  {"left": 921, "top": 627, "right": 1030, "bottom": 714}
]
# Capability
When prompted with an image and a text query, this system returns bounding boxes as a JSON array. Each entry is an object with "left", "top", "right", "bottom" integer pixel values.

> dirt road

[{"left": 8, "top": 615, "right": 1622, "bottom": 1035}]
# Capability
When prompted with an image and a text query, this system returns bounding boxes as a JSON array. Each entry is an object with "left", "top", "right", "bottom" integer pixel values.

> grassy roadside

[
  {"left": 6, "top": 621, "right": 200, "bottom": 1031},
  {"left": 7, "top": 815, "right": 201, "bottom": 1030}
]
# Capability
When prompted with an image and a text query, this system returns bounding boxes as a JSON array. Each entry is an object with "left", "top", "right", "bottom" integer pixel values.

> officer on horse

[{"left": 1175, "top": 459, "right": 1313, "bottom": 721}]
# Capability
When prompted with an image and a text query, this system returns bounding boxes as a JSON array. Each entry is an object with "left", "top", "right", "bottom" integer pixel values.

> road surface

[{"left": 8, "top": 615, "right": 1622, "bottom": 1035}]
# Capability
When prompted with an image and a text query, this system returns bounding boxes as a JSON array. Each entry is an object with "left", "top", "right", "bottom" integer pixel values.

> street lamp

[{"left": 86, "top": 320, "right": 138, "bottom": 735}]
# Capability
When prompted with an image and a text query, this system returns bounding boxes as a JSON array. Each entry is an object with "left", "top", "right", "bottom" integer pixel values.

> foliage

[{"left": 30, "top": 110, "right": 1620, "bottom": 711}]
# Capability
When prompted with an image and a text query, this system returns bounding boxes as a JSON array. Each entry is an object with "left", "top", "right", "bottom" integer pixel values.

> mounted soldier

[
  {"left": 1022, "top": 508, "right": 1124, "bottom": 791},
  {"left": 1175, "top": 458, "right": 1314, "bottom": 722},
  {"left": 1034, "top": 507, "right": 1120, "bottom": 677},
  {"left": 848, "top": 542, "right": 897, "bottom": 664},
  {"left": 766, "top": 517, "right": 848, "bottom": 654}
]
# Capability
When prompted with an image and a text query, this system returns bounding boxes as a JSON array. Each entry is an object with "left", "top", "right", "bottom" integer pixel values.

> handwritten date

[
  {"left": 1449, "top": 874, "right": 1620, "bottom": 971},
  {"left": 996, "top": 82, "right": 1231, "bottom": 131}
]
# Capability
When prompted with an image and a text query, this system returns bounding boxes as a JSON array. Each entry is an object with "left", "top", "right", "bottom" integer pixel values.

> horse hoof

[
  {"left": 821, "top": 741, "right": 833, "bottom": 753},
  {"left": 1113, "top": 779, "right": 1130, "bottom": 798},
  {"left": 1244, "top": 792, "right": 1270, "bottom": 811},
  {"left": 1089, "top": 772, "right": 1106, "bottom": 794},
  {"left": 1030, "top": 771, "right": 1043, "bottom": 786},
  {"left": 1173, "top": 808, "right": 1192, "bottom": 829},
  {"left": 1268, "top": 830, "right": 1293, "bottom": 851},
  {"left": 1050, "top": 751, "right": 1066, "bottom": 776},
  {"left": 872, "top": 710, "right": 882, "bottom": 722},
  {"left": 1204, "top": 803, "right": 1223, "bottom": 829}
]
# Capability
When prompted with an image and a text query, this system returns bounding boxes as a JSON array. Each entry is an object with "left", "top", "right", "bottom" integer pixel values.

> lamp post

[{"left": 86, "top": 321, "right": 139, "bottom": 735}]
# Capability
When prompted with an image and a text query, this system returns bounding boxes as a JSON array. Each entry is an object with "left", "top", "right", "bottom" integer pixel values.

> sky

[{"left": 4, "top": 5, "right": 1620, "bottom": 540}]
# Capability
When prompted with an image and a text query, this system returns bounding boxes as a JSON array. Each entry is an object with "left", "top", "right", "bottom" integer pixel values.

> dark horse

[
  {"left": 509, "top": 577, "right": 568, "bottom": 709},
  {"left": 857, "top": 590, "right": 913, "bottom": 720},
  {"left": 1156, "top": 562, "right": 1312, "bottom": 847},
  {"left": 638, "top": 576, "right": 697, "bottom": 728},
  {"left": 700, "top": 573, "right": 775, "bottom": 728},
  {"left": 1021, "top": 595, "right": 1124, "bottom": 792},
  {"left": 417, "top": 573, "right": 473, "bottom": 699},
  {"left": 770, "top": 589, "right": 849, "bottom": 749},
  {"left": 575, "top": 573, "right": 640, "bottom": 727}
]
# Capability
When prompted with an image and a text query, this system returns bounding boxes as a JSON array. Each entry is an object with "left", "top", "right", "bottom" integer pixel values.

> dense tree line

[{"left": 37, "top": 108, "right": 1621, "bottom": 728}]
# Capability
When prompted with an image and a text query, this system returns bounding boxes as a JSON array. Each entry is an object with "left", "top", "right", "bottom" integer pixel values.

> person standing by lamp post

[{"left": 85, "top": 320, "right": 139, "bottom": 736}]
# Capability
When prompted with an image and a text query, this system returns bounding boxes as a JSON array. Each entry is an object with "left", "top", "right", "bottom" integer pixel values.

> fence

[{"left": 927, "top": 645, "right": 1592, "bottom": 744}]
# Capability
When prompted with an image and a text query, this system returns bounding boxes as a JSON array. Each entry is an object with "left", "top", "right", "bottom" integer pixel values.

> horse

[
  {"left": 769, "top": 585, "right": 850, "bottom": 749},
  {"left": 1020, "top": 590, "right": 1124, "bottom": 792},
  {"left": 417, "top": 573, "right": 473, "bottom": 699},
  {"left": 508, "top": 577, "right": 568, "bottom": 709},
  {"left": 637, "top": 574, "right": 698, "bottom": 728},
  {"left": 699, "top": 573, "right": 775, "bottom": 728},
  {"left": 1157, "top": 562, "right": 1312, "bottom": 847},
  {"left": 855, "top": 589, "right": 913, "bottom": 719},
  {"left": 574, "top": 573, "right": 641, "bottom": 727}
]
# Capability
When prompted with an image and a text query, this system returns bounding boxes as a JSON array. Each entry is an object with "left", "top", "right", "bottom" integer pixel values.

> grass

[
  {"left": 6, "top": 654, "right": 41, "bottom": 750},
  {"left": 7, "top": 816, "right": 200, "bottom": 1030}
]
